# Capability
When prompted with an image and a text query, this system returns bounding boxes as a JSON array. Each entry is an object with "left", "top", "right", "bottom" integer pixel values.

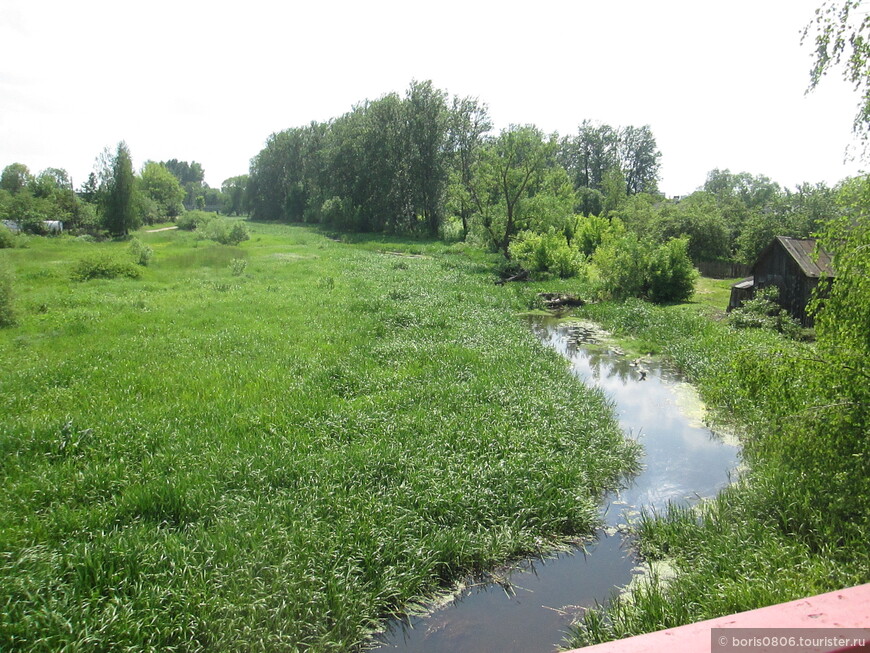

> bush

[
  {"left": 225, "top": 222, "right": 250, "bottom": 246},
  {"left": 592, "top": 232, "right": 650, "bottom": 300},
  {"left": 202, "top": 220, "right": 250, "bottom": 246},
  {"left": 0, "top": 262, "right": 15, "bottom": 327},
  {"left": 729, "top": 286, "right": 801, "bottom": 338},
  {"left": 71, "top": 254, "right": 142, "bottom": 281},
  {"left": 320, "top": 196, "right": 359, "bottom": 230},
  {"left": 128, "top": 237, "right": 153, "bottom": 266},
  {"left": 229, "top": 258, "right": 247, "bottom": 276},
  {"left": 0, "top": 224, "right": 15, "bottom": 249},
  {"left": 646, "top": 237, "right": 697, "bottom": 303},
  {"left": 592, "top": 233, "right": 697, "bottom": 304},
  {"left": 569, "top": 214, "right": 619, "bottom": 258},
  {"left": 176, "top": 210, "right": 214, "bottom": 231},
  {"left": 508, "top": 229, "right": 583, "bottom": 278}
]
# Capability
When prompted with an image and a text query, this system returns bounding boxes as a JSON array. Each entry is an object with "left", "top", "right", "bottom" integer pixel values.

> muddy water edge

[{"left": 373, "top": 315, "right": 740, "bottom": 653}]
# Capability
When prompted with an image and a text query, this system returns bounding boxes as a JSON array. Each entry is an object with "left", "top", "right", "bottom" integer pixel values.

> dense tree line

[
  {"left": 0, "top": 78, "right": 850, "bottom": 278},
  {"left": 245, "top": 79, "right": 844, "bottom": 274},
  {"left": 245, "top": 80, "right": 663, "bottom": 242},
  {"left": 1, "top": 148, "right": 249, "bottom": 239},
  {"left": 611, "top": 170, "right": 839, "bottom": 265}
]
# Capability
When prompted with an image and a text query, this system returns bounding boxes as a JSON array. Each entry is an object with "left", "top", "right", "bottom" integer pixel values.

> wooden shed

[{"left": 728, "top": 236, "right": 834, "bottom": 327}]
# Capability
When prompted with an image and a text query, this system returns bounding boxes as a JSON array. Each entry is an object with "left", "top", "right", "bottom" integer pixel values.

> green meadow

[{"left": 0, "top": 223, "right": 638, "bottom": 651}]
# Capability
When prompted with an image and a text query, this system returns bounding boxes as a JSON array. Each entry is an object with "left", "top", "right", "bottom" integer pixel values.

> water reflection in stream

[{"left": 374, "top": 317, "right": 739, "bottom": 652}]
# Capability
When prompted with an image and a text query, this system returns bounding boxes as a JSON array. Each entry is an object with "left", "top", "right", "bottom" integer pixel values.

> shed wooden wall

[{"left": 753, "top": 241, "right": 819, "bottom": 327}]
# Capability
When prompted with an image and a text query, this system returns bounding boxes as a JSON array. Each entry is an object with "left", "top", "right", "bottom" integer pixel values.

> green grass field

[{"left": 0, "top": 222, "right": 638, "bottom": 651}]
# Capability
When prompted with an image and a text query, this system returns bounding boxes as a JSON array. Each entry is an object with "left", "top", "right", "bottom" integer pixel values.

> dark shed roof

[{"left": 757, "top": 236, "right": 834, "bottom": 278}]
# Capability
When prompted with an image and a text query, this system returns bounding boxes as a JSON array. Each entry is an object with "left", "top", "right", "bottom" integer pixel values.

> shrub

[
  {"left": 176, "top": 210, "right": 214, "bottom": 231},
  {"left": 229, "top": 258, "right": 247, "bottom": 276},
  {"left": 320, "top": 196, "right": 359, "bottom": 230},
  {"left": 128, "top": 237, "right": 153, "bottom": 266},
  {"left": 646, "top": 237, "right": 697, "bottom": 303},
  {"left": 224, "top": 222, "right": 250, "bottom": 246},
  {"left": 0, "top": 262, "right": 15, "bottom": 327},
  {"left": 71, "top": 254, "right": 141, "bottom": 281},
  {"left": 202, "top": 220, "right": 250, "bottom": 246},
  {"left": 592, "top": 233, "right": 697, "bottom": 304},
  {"left": 569, "top": 214, "right": 620, "bottom": 258},
  {"left": 439, "top": 215, "right": 465, "bottom": 242},
  {"left": 0, "top": 224, "right": 15, "bottom": 249},
  {"left": 508, "top": 229, "right": 582, "bottom": 278},
  {"left": 728, "top": 286, "right": 801, "bottom": 338},
  {"left": 592, "top": 232, "right": 650, "bottom": 300}
]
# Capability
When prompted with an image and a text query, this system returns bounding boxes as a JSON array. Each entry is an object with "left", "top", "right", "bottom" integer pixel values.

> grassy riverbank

[
  {"left": 564, "top": 298, "right": 870, "bottom": 648},
  {"left": 0, "top": 222, "right": 638, "bottom": 651}
]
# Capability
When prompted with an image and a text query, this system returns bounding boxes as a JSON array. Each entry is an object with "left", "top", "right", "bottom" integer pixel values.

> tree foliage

[
  {"left": 559, "top": 121, "right": 661, "bottom": 198},
  {"left": 804, "top": 0, "right": 870, "bottom": 152},
  {"left": 221, "top": 175, "right": 249, "bottom": 216},
  {"left": 102, "top": 142, "right": 140, "bottom": 237},
  {"left": 593, "top": 231, "right": 697, "bottom": 303},
  {"left": 139, "top": 162, "right": 185, "bottom": 219},
  {"left": 468, "top": 125, "right": 560, "bottom": 257},
  {"left": 446, "top": 95, "right": 492, "bottom": 236}
]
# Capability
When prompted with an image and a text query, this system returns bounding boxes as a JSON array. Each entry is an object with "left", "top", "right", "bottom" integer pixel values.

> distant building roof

[{"left": 757, "top": 236, "right": 834, "bottom": 278}]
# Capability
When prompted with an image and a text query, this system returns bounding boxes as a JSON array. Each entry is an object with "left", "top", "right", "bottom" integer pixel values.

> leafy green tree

[
  {"left": 405, "top": 79, "right": 449, "bottom": 235},
  {"left": 139, "top": 162, "right": 185, "bottom": 218},
  {"left": 102, "top": 142, "right": 140, "bottom": 237},
  {"left": 569, "top": 213, "right": 622, "bottom": 258},
  {"left": 0, "top": 189, "right": 53, "bottom": 233},
  {"left": 601, "top": 167, "right": 627, "bottom": 216},
  {"left": 248, "top": 129, "right": 300, "bottom": 221},
  {"left": 618, "top": 125, "right": 661, "bottom": 195},
  {"left": 469, "top": 125, "right": 558, "bottom": 257},
  {"left": 30, "top": 168, "right": 72, "bottom": 197},
  {"left": 0, "top": 163, "right": 34, "bottom": 195},
  {"left": 592, "top": 231, "right": 696, "bottom": 303},
  {"left": 508, "top": 229, "right": 583, "bottom": 278},
  {"left": 523, "top": 166, "right": 577, "bottom": 234},
  {"left": 221, "top": 175, "right": 249, "bottom": 216},
  {"left": 161, "top": 159, "right": 204, "bottom": 185},
  {"left": 653, "top": 192, "right": 731, "bottom": 262},
  {"left": 804, "top": 0, "right": 870, "bottom": 152},
  {"left": 575, "top": 186, "right": 604, "bottom": 217},
  {"left": 447, "top": 95, "right": 492, "bottom": 236},
  {"left": 79, "top": 172, "right": 99, "bottom": 204},
  {"left": 559, "top": 121, "right": 619, "bottom": 191},
  {"left": 646, "top": 237, "right": 697, "bottom": 303},
  {"left": 611, "top": 192, "right": 661, "bottom": 238},
  {"left": 592, "top": 230, "right": 651, "bottom": 300},
  {"left": 161, "top": 159, "right": 205, "bottom": 208}
]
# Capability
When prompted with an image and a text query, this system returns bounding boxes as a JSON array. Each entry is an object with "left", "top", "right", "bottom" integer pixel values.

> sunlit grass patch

[{"left": 0, "top": 223, "right": 636, "bottom": 651}]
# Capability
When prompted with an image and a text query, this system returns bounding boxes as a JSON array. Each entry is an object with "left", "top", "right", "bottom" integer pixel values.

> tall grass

[
  {"left": 0, "top": 223, "right": 637, "bottom": 651},
  {"left": 565, "top": 298, "right": 870, "bottom": 648}
]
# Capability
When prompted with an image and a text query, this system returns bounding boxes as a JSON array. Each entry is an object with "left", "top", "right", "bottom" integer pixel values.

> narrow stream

[{"left": 374, "top": 316, "right": 739, "bottom": 652}]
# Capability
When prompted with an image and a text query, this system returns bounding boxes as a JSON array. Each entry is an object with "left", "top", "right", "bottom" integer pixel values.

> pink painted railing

[{"left": 565, "top": 583, "right": 870, "bottom": 653}]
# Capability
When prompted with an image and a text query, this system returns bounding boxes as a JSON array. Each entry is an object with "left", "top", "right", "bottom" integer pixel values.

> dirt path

[{"left": 145, "top": 226, "right": 178, "bottom": 233}]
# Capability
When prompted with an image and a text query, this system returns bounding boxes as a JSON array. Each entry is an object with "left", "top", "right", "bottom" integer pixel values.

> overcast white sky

[{"left": 0, "top": 0, "right": 865, "bottom": 197}]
